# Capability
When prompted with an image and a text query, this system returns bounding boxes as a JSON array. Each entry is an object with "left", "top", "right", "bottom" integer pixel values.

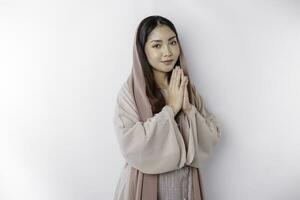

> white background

[{"left": 0, "top": 0, "right": 299, "bottom": 199}]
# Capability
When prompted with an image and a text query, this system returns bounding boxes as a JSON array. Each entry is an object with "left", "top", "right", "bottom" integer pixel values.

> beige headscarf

[{"left": 128, "top": 26, "right": 205, "bottom": 200}]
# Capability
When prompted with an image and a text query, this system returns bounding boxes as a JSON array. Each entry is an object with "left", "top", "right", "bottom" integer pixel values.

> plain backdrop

[{"left": 0, "top": 0, "right": 299, "bottom": 199}]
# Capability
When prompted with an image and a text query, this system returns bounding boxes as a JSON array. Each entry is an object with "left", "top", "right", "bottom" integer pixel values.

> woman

[{"left": 113, "top": 15, "right": 221, "bottom": 200}]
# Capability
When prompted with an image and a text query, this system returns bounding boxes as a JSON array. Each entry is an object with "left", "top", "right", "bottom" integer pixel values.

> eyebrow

[{"left": 150, "top": 36, "right": 177, "bottom": 43}]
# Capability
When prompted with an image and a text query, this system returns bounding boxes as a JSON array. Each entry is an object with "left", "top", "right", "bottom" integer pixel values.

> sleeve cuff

[{"left": 162, "top": 105, "right": 175, "bottom": 118}]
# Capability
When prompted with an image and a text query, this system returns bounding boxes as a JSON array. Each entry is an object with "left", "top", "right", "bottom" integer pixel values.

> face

[{"left": 144, "top": 25, "right": 180, "bottom": 73}]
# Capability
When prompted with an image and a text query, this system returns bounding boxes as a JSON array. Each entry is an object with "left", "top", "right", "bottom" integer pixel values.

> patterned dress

[{"left": 158, "top": 165, "right": 193, "bottom": 200}]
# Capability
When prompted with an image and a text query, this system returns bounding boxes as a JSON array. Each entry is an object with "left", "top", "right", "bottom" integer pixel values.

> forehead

[{"left": 147, "top": 25, "right": 176, "bottom": 41}]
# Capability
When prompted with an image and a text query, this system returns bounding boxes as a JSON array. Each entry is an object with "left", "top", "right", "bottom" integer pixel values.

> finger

[
  {"left": 176, "top": 68, "right": 181, "bottom": 88},
  {"left": 169, "top": 67, "right": 176, "bottom": 88},
  {"left": 170, "top": 66, "right": 179, "bottom": 88},
  {"left": 185, "top": 79, "right": 188, "bottom": 93},
  {"left": 180, "top": 71, "right": 183, "bottom": 87},
  {"left": 183, "top": 81, "right": 187, "bottom": 98},
  {"left": 172, "top": 67, "right": 179, "bottom": 89},
  {"left": 185, "top": 79, "right": 189, "bottom": 91},
  {"left": 180, "top": 76, "right": 187, "bottom": 91},
  {"left": 183, "top": 78, "right": 188, "bottom": 98}
]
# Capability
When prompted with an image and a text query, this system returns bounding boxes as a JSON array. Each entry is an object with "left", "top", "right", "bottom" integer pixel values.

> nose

[{"left": 162, "top": 45, "right": 173, "bottom": 57}]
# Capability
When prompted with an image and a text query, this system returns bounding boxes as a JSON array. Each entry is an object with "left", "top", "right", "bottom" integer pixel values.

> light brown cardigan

[{"left": 113, "top": 77, "right": 221, "bottom": 200}]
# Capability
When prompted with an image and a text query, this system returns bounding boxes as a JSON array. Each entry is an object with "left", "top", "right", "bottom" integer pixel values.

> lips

[{"left": 161, "top": 59, "right": 174, "bottom": 63}]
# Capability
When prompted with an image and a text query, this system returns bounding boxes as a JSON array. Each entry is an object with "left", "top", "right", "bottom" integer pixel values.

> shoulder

[
  {"left": 116, "top": 77, "right": 137, "bottom": 114},
  {"left": 117, "top": 79, "right": 132, "bottom": 102},
  {"left": 114, "top": 77, "right": 140, "bottom": 124}
]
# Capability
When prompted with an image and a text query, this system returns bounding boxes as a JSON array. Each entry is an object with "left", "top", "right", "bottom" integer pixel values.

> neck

[{"left": 153, "top": 69, "right": 169, "bottom": 90}]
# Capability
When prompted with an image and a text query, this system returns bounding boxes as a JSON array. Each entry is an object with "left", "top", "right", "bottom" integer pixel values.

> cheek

[
  {"left": 173, "top": 46, "right": 180, "bottom": 56},
  {"left": 148, "top": 51, "right": 161, "bottom": 62}
]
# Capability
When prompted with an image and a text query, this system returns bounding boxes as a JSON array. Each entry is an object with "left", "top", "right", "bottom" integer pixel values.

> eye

[
  {"left": 171, "top": 40, "right": 177, "bottom": 45},
  {"left": 152, "top": 44, "right": 160, "bottom": 48}
]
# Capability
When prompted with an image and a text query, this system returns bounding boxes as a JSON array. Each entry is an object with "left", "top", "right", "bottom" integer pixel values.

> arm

[
  {"left": 113, "top": 83, "right": 187, "bottom": 174},
  {"left": 180, "top": 84, "right": 222, "bottom": 168}
]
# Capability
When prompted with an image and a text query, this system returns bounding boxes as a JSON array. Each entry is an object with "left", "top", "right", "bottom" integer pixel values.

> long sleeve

[
  {"left": 113, "top": 83, "right": 187, "bottom": 174},
  {"left": 180, "top": 85, "right": 222, "bottom": 168}
]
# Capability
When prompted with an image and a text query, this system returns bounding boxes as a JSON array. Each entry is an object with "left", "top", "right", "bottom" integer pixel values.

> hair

[{"left": 135, "top": 15, "right": 182, "bottom": 114}]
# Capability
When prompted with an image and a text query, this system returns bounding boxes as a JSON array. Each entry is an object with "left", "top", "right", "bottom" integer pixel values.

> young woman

[{"left": 113, "top": 15, "right": 221, "bottom": 200}]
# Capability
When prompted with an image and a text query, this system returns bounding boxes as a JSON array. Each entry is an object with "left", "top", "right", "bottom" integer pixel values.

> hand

[
  {"left": 164, "top": 66, "right": 187, "bottom": 115},
  {"left": 182, "top": 72, "right": 192, "bottom": 115}
]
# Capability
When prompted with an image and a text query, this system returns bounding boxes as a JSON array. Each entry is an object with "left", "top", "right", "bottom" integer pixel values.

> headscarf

[{"left": 128, "top": 26, "right": 205, "bottom": 200}]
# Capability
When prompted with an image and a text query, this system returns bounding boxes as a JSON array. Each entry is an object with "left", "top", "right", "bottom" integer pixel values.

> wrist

[{"left": 168, "top": 104, "right": 178, "bottom": 116}]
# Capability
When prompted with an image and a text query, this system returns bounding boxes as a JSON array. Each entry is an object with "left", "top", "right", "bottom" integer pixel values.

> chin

[
  {"left": 161, "top": 64, "right": 175, "bottom": 72},
  {"left": 152, "top": 63, "right": 174, "bottom": 73},
  {"left": 161, "top": 68, "right": 173, "bottom": 73}
]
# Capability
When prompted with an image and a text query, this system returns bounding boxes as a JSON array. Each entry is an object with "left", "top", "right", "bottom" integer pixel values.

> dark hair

[{"left": 136, "top": 15, "right": 181, "bottom": 114}]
